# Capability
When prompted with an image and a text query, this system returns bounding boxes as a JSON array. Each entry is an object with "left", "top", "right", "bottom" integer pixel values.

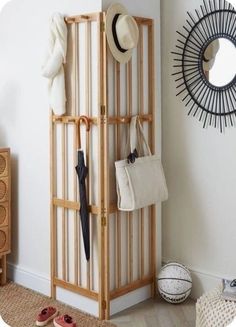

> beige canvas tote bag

[{"left": 115, "top": 116, "right": 168, "bottom": 211}]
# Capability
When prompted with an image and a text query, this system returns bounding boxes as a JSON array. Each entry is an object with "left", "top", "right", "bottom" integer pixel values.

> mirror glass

[{"left": 203, "top": 38, "right": 236, "bottom": 87}]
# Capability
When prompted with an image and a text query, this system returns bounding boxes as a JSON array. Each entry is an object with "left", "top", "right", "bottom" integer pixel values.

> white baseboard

[
  {"left": 189, "top": 268, "right": 222, "bottom": 299},
  {"left": 7, "top": 263, "right": 98, "bottom": 316},
  {"left": 161, "top": 259, "right": 223, "bottom": 300},
  {"left": 7, "top": 263, "right": 151, "bottom": 317},
  {"left": 56, "top": 287, "right": 98, "bottom": 317},
  {"left": 7, "top": 262, "right": 51, "bottom": 296},
  {"left": 7, "top": 260, "right": 224, "bottom": 312},
  {"left": 110, "top": 285, "right": 151, "bottom": 316}
]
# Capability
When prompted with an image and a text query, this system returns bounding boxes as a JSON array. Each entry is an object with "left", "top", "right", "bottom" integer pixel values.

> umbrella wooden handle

[{"left": 77, "top": 115, "right": 91, "bottom": 148}]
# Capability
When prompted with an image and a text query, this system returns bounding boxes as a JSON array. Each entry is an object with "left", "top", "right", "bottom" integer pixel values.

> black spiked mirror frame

[{"left": 172, "top": 0, "right": 236, "bottom": 132}]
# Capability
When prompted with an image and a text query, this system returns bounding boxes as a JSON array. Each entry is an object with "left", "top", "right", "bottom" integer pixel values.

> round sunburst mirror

[{"left": 172, "top": 0, "right": 236, "bottom": 132}]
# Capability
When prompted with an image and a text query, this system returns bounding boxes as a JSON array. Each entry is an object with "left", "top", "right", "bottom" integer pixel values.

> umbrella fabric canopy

[{"left": 75, "top": 149, "right": 90, "bottom": 261}]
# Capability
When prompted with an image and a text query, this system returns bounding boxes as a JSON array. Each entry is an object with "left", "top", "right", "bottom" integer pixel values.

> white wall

[
  {"left": 161, "top": 0, "right": 236, "bottom": 298},
  {"left": 0, "top": 0, "right": 101, "bottom": 307}
]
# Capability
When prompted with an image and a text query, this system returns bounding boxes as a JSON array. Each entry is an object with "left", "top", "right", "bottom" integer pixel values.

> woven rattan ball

[
  {"left": 0, "top": 230, "right": 6, "bottom": 249},
  {"left": 0, "top": 180, "right": 6, "bottom": 200},
  {"left": 0, "top": 155, "right": 6, "bottom": 175},
  {"left": 0, "top": 205, "right": 6, "bottom": 225}
]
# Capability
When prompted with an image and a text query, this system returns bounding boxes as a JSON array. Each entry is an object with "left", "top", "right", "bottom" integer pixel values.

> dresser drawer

[
  {"left": 0, "top": 177, "right": 9, "bottom": 203},
  {"left": 0, "top": 227, "right": 10, "bottom": 254},
  {"left": 0, "top": 151, "right": 9, "bottom": 178},
  {"left": 0, "top": 202, "right": 8, "bottom": 227}
]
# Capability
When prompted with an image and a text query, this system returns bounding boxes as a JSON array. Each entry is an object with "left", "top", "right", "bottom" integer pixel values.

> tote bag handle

[{"left": 130, "top": 116, "right": 152, "bottom": 156}]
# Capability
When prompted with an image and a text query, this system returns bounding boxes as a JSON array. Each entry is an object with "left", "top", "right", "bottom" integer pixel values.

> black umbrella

[{"left": 75, "top": 116, "right": 90, "bottom": 261}]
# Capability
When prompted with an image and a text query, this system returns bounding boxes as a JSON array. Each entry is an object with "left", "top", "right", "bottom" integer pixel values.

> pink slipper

[
  {"left": 36, "top": 307, "right": 59, "bottom": 326},
  {"left": 53, "top": 315, "right": 76, "bottom": 327}
]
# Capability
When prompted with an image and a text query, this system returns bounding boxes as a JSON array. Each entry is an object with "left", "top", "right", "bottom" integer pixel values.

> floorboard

[{"left": 110, "top": 297, "right": 196, "bottom": 327}]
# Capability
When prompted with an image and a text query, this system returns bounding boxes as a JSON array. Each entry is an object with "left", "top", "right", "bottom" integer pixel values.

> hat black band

[{"left": 112, "top": 14, "right": 128, "bottom": 53}]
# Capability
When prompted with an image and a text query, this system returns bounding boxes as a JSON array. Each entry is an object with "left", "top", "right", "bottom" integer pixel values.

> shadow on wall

[
  {"left": 8, "top": 154, "right": 19, "bottom": 267},
  {"left": 0, "top": 82, "right": 20, "bottom": 267},
  {"left": 0, "top": 128, "right": 5, "bottom": 147},
  {"left": 0, "top": 0, "right": 24, "bottom": 145},
  {"left": 162, "top": 105, "right": 209, "bottom": 265},
  {"left": 0, "top": 81, "right": 20, "bottom": 146},
  {"left": 0, "top": 2, "right": 21, "bottom": 268}
]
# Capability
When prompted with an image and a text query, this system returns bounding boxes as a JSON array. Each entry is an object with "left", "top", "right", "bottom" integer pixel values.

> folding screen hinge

[
  {"left": 100, "top": 105, "right": 107, "bottom": 124},
  {"left": 102, "top": 299, "right": 107, "bottom": 310},
  {"left": 101, "top": 216, "right": 106, "bottom": 227},
  {"left": 100, "top": 21, "right": 105, "bottom": 33},
  {"left": 100, "top": 105, "right": 106, "bottom": 116}
]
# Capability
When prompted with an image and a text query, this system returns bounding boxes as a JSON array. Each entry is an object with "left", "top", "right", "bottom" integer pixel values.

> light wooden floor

[{"left": 110, "top": 297, "right": 196, "bottom": 327}]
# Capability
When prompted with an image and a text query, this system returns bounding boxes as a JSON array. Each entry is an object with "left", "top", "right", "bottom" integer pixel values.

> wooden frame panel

[
  {"left": 107, "top": 17, "right": 155, "bottom": 307},
  {"left": 50, "top": 13, "right": 155, "bottom": 320}
]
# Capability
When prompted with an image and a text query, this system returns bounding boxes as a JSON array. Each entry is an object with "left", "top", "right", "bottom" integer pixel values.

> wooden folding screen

[{"left": 50, "top": 12, "right": 156, "bottom": 320}]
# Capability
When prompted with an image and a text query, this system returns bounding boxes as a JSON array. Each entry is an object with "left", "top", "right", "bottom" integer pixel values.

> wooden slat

[
  {"left": 148, "top": 21, "right": 156, "bottom": 297},
  {"left": 53, "top": 199, "right": 119, "bottom": 214},
  {"left": 98, "top": 11, "right": 110, "bottom": 320},
  {"left": 73, "top": 23, "right": 79, "bottom": 285},
  {"left": 103, "top": 14, "right": 110, "bottom": 321},
  {"left": 110, "top": 276, "right": 154, "bottom": 299},
  {"left": 115, "top": 61, "right": 121, "bottom": 289},
  {"left": 66, "top": 12, "right": 100, "bottom": 24},
  {"left": 88, "top": 21, "right": 94, "bottom": 291},
  {"left": 53, "top": 198, "right": 99, "bottom": 214},
  {"left": 98, "top": 12, "right": 105, "bottom": 320},
  {"left": 59, "top": 199, "right": 154, "bottom": 216},
  {"left": 127, "top": 59, "right": 133, "bottom": 284},
  {"left": 138, "top": 25, "right": 145, "bottom": 280},
  {"left": 108, "top": 114, "right": 152, "bottom": 124},
  {"left": 53, "top": 199, "right": 126, "bottom": 215},
  {"left": 61, "top": 123, "right": 66, "bottom": 281},
  {"left": 72, "top": 22, "right": 77, "bottom": 117},
  {"left": 50, "top": 110, "right": 56, "bottom": 297},
  {"left": 76, "top": 22, "right": 82, "bottom": 286},
  {"left": 53, "top": 115, "right": 97, "bottom": 125},
  {"left": 85, "top": 20, "right": 91, "bottom": 291},
  {"left": 74, "top": 124, "right": 79, "bottom": 286},
  {"left": 65, "top": 125, "right": 69, "bottom": 282},
  {"left": 134, "top": 16, "right": 153, "bottom": 26},
  {"left": 52, "top": 114, "right": 152, "bottom": 125},
  {"left": 54, "top": 278, "right": 99, "bottom": 300},
  {"left": 140, "top": 209, "right": 144, "bottom": 278}
]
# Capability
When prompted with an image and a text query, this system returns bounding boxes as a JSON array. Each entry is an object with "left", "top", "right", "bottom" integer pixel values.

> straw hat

[
  {"left": 203, "top": 39, "right": 220, "bottom": 71},
  {"left": 106, "top": 3, "right": 139, "bottom": 63}
]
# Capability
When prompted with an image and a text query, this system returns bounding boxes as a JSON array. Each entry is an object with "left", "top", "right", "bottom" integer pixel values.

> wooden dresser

[{"left": 0, "top": 148, "right": 11, "bottom": 285}]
